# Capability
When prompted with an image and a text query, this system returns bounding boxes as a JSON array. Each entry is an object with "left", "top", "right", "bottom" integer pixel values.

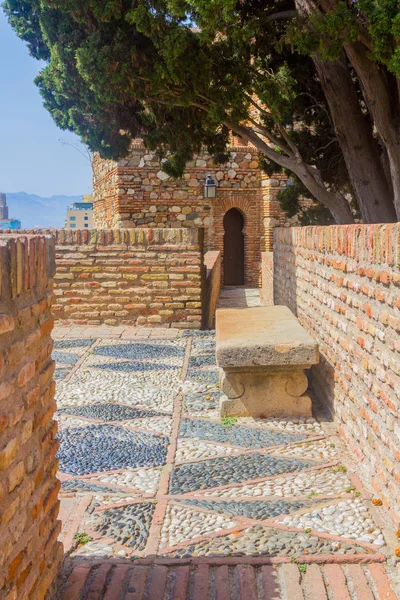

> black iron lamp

[{"left": 204, "top": 175, "right": 217, "bottom": 199}]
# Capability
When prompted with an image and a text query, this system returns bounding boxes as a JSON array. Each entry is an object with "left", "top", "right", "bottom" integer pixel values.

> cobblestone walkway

[{"left": 54, "top": 327, "right": 399, "bottom": 599}]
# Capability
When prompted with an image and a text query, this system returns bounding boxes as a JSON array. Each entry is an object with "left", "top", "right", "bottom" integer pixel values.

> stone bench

[{"left": 216, "top": 306, "right": 319, "bottom": 418}]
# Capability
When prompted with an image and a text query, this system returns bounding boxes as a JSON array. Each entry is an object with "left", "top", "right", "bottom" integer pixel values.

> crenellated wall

[
  {"left": 51, "top": 228, "right": 205, "bottom": 328},
  {"left": 0, "top": 234, "right": 62, "bottom": 599},
  {"left": 272, "top": 224, "right": 400, "bottom": 526}
]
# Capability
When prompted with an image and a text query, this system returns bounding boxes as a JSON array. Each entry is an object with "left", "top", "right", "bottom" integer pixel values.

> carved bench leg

[{"left": 219, "top": 368, "right": 312, "bottom": 418}]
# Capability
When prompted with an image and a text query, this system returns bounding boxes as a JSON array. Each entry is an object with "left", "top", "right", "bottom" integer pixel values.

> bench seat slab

[{"left": 216, "top": 306, "right": 319, "bottom": 418}]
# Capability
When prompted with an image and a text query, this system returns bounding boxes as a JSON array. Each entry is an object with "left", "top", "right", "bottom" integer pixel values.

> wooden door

[{"left": 223, "top": 208, "right": 245, "bottom": 285}]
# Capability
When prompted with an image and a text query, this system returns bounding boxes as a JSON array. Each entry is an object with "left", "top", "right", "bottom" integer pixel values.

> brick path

[
  {"left": 58, "top": 559, "right": 397, "bottom": 599},
  {"left": 53, "top": 325, "right": 181, "bottom": 340},
  {"left": 53, "top": 325, "right": 399, "bottom": 599}
]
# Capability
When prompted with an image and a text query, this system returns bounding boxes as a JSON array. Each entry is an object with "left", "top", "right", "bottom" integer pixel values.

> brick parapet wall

[
  {"left": 260, "top": 173, "right": 288, "bottom": 253},
  {"left": 47, "top": 228, "right": 204, "bottom": 328},
  {"left": 260, "top": 252, "right": 274, "bottom": 305},
  {"left": 273, "top": 224, "right": 400, "bottom": 525},
  {"left": 0, "top": 234, "right": 62, "bottom": 599},
  {"left": 202, "top": 251, "right": 221, "bottom": 329}
]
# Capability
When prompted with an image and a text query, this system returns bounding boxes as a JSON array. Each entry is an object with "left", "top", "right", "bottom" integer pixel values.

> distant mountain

[{"left": 5, "top": 192, "right": 86, "bottom": 229}]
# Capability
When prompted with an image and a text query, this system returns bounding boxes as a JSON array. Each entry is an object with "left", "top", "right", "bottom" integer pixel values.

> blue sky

[{"left": 0, "top": 8, "right": 92, "bottom": 197}]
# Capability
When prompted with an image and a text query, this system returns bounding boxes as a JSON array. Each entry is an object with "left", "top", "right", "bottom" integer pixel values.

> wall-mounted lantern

[{"left": 204, "top": 175, "right": 217, "bottom": 199}]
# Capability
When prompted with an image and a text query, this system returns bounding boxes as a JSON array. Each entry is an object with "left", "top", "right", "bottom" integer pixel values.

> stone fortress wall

[
  {"left": 0, "top": 234, "right": 62, "bottom": 599},
  {"left": 268, "top": 224, "right": 400, "bottom": 527},
  {"left": 93, "top": 141, "right": 289, "bottom": 287}
]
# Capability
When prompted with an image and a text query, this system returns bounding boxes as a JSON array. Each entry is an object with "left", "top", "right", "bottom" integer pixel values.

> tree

[
  {"left": 277, "top": 178, "right": 336, "bottom": 225},
  {"left": 3, "top": 0, "right": 399, "bottom": 223},
  {"left": 289, "top": 0, "right": 400, "bottom": 219},
  {"left": 59, "top": 138, "right": 92, "bottom": 166}
]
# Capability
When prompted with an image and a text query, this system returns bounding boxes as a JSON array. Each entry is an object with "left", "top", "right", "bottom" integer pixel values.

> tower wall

[{"left": 93, "top": 142, "right": 288, "bottom": 286}]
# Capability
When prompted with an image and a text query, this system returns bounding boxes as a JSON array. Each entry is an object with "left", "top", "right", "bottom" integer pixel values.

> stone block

[
  {"left": 0, "top": 315, "right": 15, "bottom": 336},
  {"left": 17, "top": 362, "right": 36, "bottom": 387},
  {"left": 0, "top": 439, "right": 18, "bottom": 471},
  {"left": 216, "top": 306, "right": 318, "bottom": 418},
  {"left": 8, "top": 462, "right": 24, "bottom": 493},
  {"left": 217, "top": 306, "right": 318, "bottom": 367}
]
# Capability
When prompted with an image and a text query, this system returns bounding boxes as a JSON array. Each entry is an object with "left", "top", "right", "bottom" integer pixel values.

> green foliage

[
  {"left": 221, "top": 416, "right": 238, "bottom": 428},
  {"left": 286, "top": 0, "right": 400, "bottom": 79},
  {"left": 2, "top": 0, "right": 325, "bottom": 173},
  {"left": 3, "top": 0, "right": 397, "bottom": 221},
  {"left": 357, "top": 0, "right": 400, "bottom": 76},
  {"left": 74, "top": 532, "right": 92, "bottom": 545},
  {"left": 298, "top": 564, "right": 307, "bottom": 573},
  {"left": 332, "top": 465, "right": 347, "bottom": 474},
  {"left": 278, "top": 179, "right": 335, "bottom": 225},
  {"left": 3, "top": 0, "right": 50, "bottom": 60},
  {"left": 287, "top": 3, "right": 358, "bottom": 60}
]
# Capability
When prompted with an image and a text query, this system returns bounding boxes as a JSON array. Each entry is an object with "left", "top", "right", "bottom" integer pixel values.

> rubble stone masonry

[
  {"left": 51, "top": 228, "right": 205, "bottom": 328},
  {"left": 0, "top": 234, "right": 62, "bottom": 599},
  {"left": 93, "top": 142, "right": 289, "bottom": 286},
  {"left": 272, "top": 224, "right": 400, "bottom": 526}
]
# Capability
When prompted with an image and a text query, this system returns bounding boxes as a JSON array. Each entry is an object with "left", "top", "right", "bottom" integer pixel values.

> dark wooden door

[{"left": 223, "top": 208, "right": 245, "bottom": 285}]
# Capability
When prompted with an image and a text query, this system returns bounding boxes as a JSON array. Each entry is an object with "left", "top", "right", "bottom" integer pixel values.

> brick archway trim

[{"left": 210, "top": 193, "right": 261, "bottom": 287}]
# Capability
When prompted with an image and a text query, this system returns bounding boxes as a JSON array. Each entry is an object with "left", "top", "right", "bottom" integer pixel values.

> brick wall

[
  {"left": 210, "top": 194, "right": 261, "bottom": 287},
  {"left": 52, "top": 228, "right": 205, "bottom": 328},
  {"left": 273, "top": 224, "right": 400, "bottom": 526},
  {"left": 260, "top": 252, "right": 274, "bottom": 305},
  {"left": 0, "top": 234, "right": 62, "bottom": 599},
  {"left": 202, "top": 251, "right": 221, "bottom": 329}
]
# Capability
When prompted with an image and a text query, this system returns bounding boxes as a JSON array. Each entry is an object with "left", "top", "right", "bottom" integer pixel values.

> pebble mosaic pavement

[{"left": 55, "top": 329, "right": 396, "bottom": 570}]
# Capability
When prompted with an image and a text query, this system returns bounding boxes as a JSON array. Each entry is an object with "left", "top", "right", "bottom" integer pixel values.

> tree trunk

[
  {"left": 295, "top": 0, "right": 396, "bottom": 223},
  {"left": 297, "top": 165, "right": 355, "bottom": 224},
  {"left": 313, "top": 54, "right": 396, "bottom": 223},
  {"left": 345, "top": 41, "right": 400, "bottom": 219},
  {"left": 228, "top": 121, "right": 355, "bottom": 223}
]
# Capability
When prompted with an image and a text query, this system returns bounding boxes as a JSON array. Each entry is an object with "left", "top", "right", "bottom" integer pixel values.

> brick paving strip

[
  {"left": 59, "top": 559, "right": 398, "bottom": 599},
  {"left": 144, "top": 336, "right": 193, "bottom": 556},
  {"left": 53, "top": 326, "right": 400, "bottom": 599}
]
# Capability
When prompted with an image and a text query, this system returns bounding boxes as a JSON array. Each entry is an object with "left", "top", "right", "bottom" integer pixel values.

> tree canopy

[{"left": 4, "top": 0, "right": 400, "bottom": 223}]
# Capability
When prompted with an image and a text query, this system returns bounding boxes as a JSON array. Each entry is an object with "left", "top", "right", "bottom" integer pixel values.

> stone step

[{"left": 217, "top": 287, "right": 261, "bottom": 309}]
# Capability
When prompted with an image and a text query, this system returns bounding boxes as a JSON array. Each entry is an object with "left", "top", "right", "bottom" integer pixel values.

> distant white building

[
  {"left": 0, "top": 192, "right": 22, "bottom": 231},
  {"left": 65, "top": 195, "right": 94, "bottom": 230}
]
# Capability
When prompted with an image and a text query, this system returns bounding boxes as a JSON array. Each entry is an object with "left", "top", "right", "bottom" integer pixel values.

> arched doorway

[{"left": 223, "top": 208, "right": 245, "bottom": 285}]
